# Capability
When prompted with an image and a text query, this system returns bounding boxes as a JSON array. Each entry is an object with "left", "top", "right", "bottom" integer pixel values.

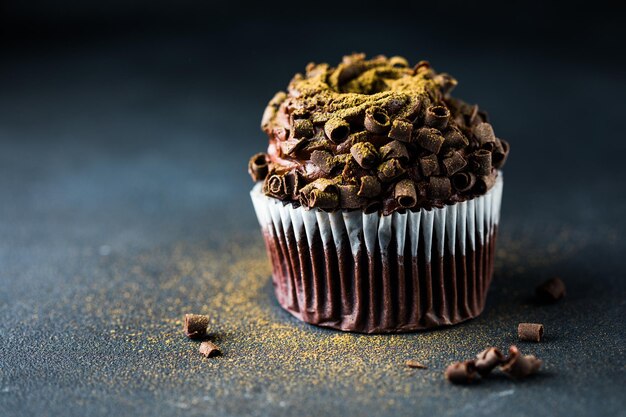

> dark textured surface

[{"left": 1, "top": 21, "right": 626, "bottom": 417}]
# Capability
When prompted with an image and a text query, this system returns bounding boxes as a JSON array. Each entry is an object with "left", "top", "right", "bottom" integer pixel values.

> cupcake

[{"left": 249, "top": 53, "right": 509, "bottom": 333}]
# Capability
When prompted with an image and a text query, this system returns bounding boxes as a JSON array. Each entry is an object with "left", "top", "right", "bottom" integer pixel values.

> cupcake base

[{"left": 251, "top": 175, "right": 503, "bottom": 334}]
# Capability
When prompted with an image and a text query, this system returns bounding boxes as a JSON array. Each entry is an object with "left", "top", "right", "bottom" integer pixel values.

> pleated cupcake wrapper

[{"left": 251, "top": 175, "right": 503, "bottom": 333}]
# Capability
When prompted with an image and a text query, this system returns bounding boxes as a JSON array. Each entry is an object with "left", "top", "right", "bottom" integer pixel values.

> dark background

[{"left": 1, "top": 2, "right": 625, "bottom": 417}]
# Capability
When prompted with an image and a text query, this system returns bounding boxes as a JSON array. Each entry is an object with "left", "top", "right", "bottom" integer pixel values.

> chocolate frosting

[{"left": 249, "top": 53, "right": 509, "bottom": 213}]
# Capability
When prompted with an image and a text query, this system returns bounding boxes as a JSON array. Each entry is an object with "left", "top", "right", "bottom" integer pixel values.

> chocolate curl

[
  {"left": 475, "top": 347, "right": 505, "bottom": 376},
  {"left": 324, "top": 117, "right": 351, "bottom": 143},
  {"left": 292, "top": 118, "right": 314, "bottom": 139},
  {"left": 263, "top": 173, "right": 286, "bottom": 199},
  {"left": 492, "top": 138, "right": 510, "bottom": 169},
  {"left": 280, "top": 138, "right": 308, "bottom": 156},
  {"left": 336, "top": 131, "right": 369, "bottom": 154},
  {"left": 338, "top": 184, "right": 365, "bottom": 209},
  {"left": 535, "top": 277, "right": 566, "bottom": 303},
  {"left": 308, "top": 189, "right": 339, "bottom": 209},
  {"left": 363, "top": 200, "right": 383, "bottom": 214},
  {"left": 413, "top": 60, "right": 430, "bottom": 74},
  {"left": 248, "top": 153, "right": 269, "bottom": 182},
  {"left": 471, "top": 149, "right": 492, "bottom": 176},
  {"left": 451, "top": 171, "right": 476, "bottom": 192},
  {"left": 394, "top": 179, "right": 417, "bottom": 208},
  {"left": 445, "top": 360, "right": 478, "bottom": 384},
  {"left": 419, "top": 154, "right": 440, "bottom": 177},
  {"left": 358, "top": 175, "right": 381, "bottom": 198},
  {"left": 433, "top": 73, "right": 458, "bottom": 96},
  {"left": 377, "top": 158, "right": 405, "bottom": 182},
  {"left": 443, "top": 127, "right": 469, "bottom": 149},
  {"left": 518, "top": 323, "right": 544, "bottom": 342},
  {"left": 350, "top": 142, "right": 379, "bottom": 169},
  {"left": 379, "top": 140, "right": 409, "bottom": 162},
  {"left": 442, "top": 151, "right": 467, "bottom": 176},
  {"left": 261, "top": 91, "right": 287, "bottom": 131},
  {"left": 424, "top": 105, "right": 450, "bottom": 131},
  {"left": 500, "top": 346, "right": 543, "bottom": 379},
  {"left": 388, "top": 118, "right": 413, "bottom": 142},
  {"left": 428, "top": 176, "right": 452, "bottom": 200},
  {"left": 199, "top": 341, "right": 221, "bottom": 358},
  {"left": 183, "top": 314, "right": 209, "bottom": 339},
  {"left": 473, "top": 122, "right": 497, "bottom": 145},
  {"left": 415, "top": 127, "right": 445, "bottom": 154},
  {"left": 389, "top": 56, "right": 409, "bottom": 68},
  {"left": 364, "top": 106, "right": 391, "bottom": 134},
  {"left": 310, "top": 150, "right": 337, "bottom": 174},
  {"left": 283, "top": 170, "right": 302, "bottom": 199},
  {"left": 474, "top": 172, "right": 497, "bottom": 194}
]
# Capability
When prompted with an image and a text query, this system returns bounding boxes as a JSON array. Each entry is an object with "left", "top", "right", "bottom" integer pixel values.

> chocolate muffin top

[{"left": 249, "top": 53, "right": 509, "bottom": 214}]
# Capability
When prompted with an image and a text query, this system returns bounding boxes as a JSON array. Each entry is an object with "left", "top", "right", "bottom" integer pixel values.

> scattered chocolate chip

[
  {"left": 364, "top": 106, "right": 391, "bottom": 134},
  {"left": 415, "top": 127, "right": 445, "bottom": 154},
  {"left": 324, "top": 117, "right": 351, "bottom": 143},
  {"left": 500, "top": 345, "right": 543, "bottom": 379},
  {"left": 424, "top": 105, "right": 450, "bottom": 130},
  {"left": 184, "top": 314, "right": 209, "bottom": 339},
  {"left": 475, "top": 347, "right": 505, "bottom": 376},
  {"left": 518, "top": 323, "right": 544, "bottom": 342},
  {"left": 535, "top": 277, "right": 566, "bottom": 303},
  {"left": 199, "top": 341, "right": 221, "bottom": 358},
  {"left": 388, "top": 118, "right": 413, "bottom": 142},
  {"left": 445, "top": 360, "right": 478, "bottom": 384},
  {"left": 394, "top": 179, "right": 417, "bottom": 208},
  {"left": 248, "top": 153, "right": 269, "bottom": 182},
  {"left": 405, "top": 360, "right": 427, "bottom": 369}
]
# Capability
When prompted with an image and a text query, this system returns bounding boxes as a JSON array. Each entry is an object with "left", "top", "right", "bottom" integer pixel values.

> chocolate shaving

[
  {"left": 445, "top": 360, "right": 478, "bottom": 384},
  {"left": 475, "top": 347, "right": 505, "bottom": 376},
  {"left": 451, "top": 171, "right": 476, "bottom": 192},
  {"left": 424, "top": 105, "right": 450, "bottom": 130},
  {"left": 500, "top": 345, "right": 543, "bottom": 379},
  {"left": 183, "top": 314, "right": 209, "bottom": 339},
  {"left": 248, "top": 153, "right": 269, "bottom": 182},
  {"left": 473, "top": 122, "right": 496, "bottom": 145},
  {"left": 415, "top": 127, "right": 445, "bottom": 154},
  {"left": 518, "top": 323, "right": 544, "bottom": 342},
  {"left": 280, "top": 138, "right": 308, "bottom": 156},
  {"left": 419, "top": 154, "right": 440, "bottom": 177},
  {"left": 474, "top": 172, "right": 497, "bottom": 194},
  {"left": 357, "top": 175, "right": 381, "bottom": 198},
  {"left": 379, "top": 140, "right": 409, "bottom": 162},
  {"left": 364, "top": 106, "right": 391, "bottom": 134},
  {"left": 428, "top": 176, "right": 452, "bottom": 200},
  {"left": 433, "top": 73, "right": 458, "bottom": 96},
  {"left": 292, "top": 118, "right": 314, "bottom": 139},
  {"left": 535, "top": 277, "right": 566, "bottom": 303},
  {"left": 443, "top": 127, "right": 469, "bottom": 149},
  {"left": 388, "top": 118, "right": 413, "bottom": 142},
  {"left": 324, "top": 117, "right": 351, "bottom": 143},
  {"left": 338, "top": 184, "right": 365, "bottom": 209},
  {"left": 442, "top": 151, "right": 467, "bottom": 175},
  {"left": 350, "top": 142, "right": 379, "bottom": 169},
  {"left": 310, "top": 150, "right": 338, "bottom": 174},
  {"left": 405, "top": 360, "right": 427, "bottom": 369},
  {"left": 471, "top": 149, "right": 492, "bottom": 176},
  {"left": 198, "top": 341, "right": 221, "bottom": 358},
  {"left": 492, "top": 138, "right": 510, "bottom": 168},
  {"left": 394, "top": 179, "right": 417, "bottom": 208},
  {"left": 377, "top": 158, "right": 405, "bottom": 182}
]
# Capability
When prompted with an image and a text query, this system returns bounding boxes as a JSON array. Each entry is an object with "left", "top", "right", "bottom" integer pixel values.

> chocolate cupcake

[{"left": 249, "top": 53, "right": 509, "bottom": 333}]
